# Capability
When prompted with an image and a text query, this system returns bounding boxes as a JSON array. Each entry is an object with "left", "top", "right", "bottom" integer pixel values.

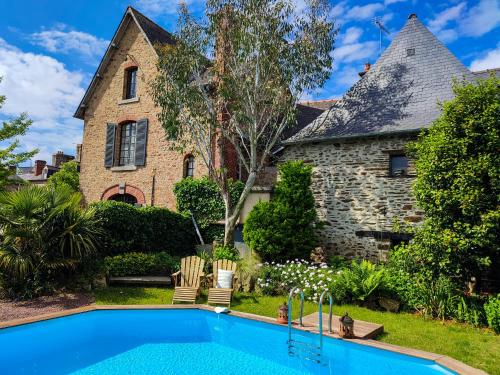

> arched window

[
  {"left": 184, "top": 155, "right": 195, "bottom": 178},
  {"left": 109, "top": 193, "right": 138, "bottom": 205}
]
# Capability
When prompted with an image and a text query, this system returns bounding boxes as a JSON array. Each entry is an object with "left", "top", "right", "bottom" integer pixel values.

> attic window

[
  {"left": 124, "top": 67, "right": 138, "bottom": 99},
  {"left": 406, "top": 48, "right": 415, "bottom": 57}
]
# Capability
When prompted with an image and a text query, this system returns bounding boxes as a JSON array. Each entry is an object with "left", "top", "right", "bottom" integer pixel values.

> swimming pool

[{"left": 0, "top": 309, "right": 456, "bottom": 374}]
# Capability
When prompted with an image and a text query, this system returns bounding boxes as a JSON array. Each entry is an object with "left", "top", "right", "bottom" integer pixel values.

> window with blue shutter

[
  {"left": 104, "top": 123, "right": 116, "bottom": 167},
  {"left": 134, "top": 118, "right": 148, "bottom": 166}
]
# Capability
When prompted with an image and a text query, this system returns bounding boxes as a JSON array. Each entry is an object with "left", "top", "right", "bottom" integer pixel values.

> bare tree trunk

[{"left": 223, "top": 171, "right": 257, "bottom": 246}]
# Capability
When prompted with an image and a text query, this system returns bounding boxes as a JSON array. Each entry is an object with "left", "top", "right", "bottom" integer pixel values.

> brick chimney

[{"left": 34, "top": 160, "right": 46, "bottom": 176}]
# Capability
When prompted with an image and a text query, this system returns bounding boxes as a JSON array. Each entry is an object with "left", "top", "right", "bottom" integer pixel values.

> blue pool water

[{"left": 0, "top": 309, "right": 456, "bottom": 374}]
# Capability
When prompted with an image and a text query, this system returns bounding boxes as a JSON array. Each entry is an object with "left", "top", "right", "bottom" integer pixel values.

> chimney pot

[{"left": 364, "top": 63, "right": 371, "bottom": 72}]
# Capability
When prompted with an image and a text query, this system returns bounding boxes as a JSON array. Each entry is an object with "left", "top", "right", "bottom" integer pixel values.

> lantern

[
  {"left": 277, "top": 302, "right": 288, "bottom": 324},
  {"left": 339, "top": 312, "right": 354, "bottom": 338}
]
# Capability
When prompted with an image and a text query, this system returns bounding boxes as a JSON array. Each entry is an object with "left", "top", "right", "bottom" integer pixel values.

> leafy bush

[
  {"left": 213, "top": 245, "right": 240, "bottom": 261},
  {"left": 413, "top": 276, "right": 460, "bottom": 320},
  {"left": 484, "top": 294, "right": 500, "bottom": 333},
  {"left": 244, "top": 161, "right": 319, "bottom": 261},
  {"left": 395, "top": 77, "right": 500, "bottom": 289},
  {"left": 104, "top": 252, "right": 179, "bottom": 277},
  {"left": 174, "top": 177, "right": 244, "bottom": 241},
  {"left": 0, "top": 186, "right": 100, "bottom": 299},
  {"left": 91, "top": 201, "right": 196, "bottom": 256},
  {"left": 455, "top": 295, "right": 487, "bottom": 327},
  {"left": 46, "top": 160, "right": 79, "bottom": 192},
  {"left": 336, "top": 260, "right": 387, "bottom": 303}
]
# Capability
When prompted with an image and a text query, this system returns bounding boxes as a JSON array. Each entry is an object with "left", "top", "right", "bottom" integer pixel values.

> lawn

[{"left": 94, "top": 287, "right": 500, "bottom": 374}]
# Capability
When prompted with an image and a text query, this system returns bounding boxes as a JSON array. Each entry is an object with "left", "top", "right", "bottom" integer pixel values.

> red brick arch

[{"left": 101, "top": 184, "right": 146, "bottom": 205}]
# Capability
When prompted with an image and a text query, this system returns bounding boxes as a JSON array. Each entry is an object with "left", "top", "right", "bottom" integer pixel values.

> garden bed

[{"left": 0, "top": 293, "right": 94, "bottom": 322}]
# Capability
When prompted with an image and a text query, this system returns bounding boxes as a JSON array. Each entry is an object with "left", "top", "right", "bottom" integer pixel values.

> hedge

[
  {"left": 104, "top": 252, "right": 179, "bottom": 277},
  {"left": 174, "top": 177, "right": 244, "bottom": 242},
  {"left": 91, "top": 201, "right": 196, "bottom": 256}
]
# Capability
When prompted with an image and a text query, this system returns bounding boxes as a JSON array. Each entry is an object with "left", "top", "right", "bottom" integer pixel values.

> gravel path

[{"left": 0, "top": 293, "right": 94, "bottom": 322}]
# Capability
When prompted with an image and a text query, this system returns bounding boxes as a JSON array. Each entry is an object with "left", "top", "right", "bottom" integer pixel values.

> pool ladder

[{"left": 287, "top": 288, "right": 333, "bottom": 365}]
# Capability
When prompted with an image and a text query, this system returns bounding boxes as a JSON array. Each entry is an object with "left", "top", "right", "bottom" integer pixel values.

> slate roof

[
  {"left": 472, "top": 67, "right": 500, "bottom": 80},
  {"left": 74, "top": 7, "right": 175, "bottom": 119},
  {"left": 130, "top": 7, "right": 176, "bottom": 46},
  {"left": 285, "top": 14, "right": 476, "bottom": 144}
]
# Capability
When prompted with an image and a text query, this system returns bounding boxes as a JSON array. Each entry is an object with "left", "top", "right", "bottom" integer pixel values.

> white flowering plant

[{"left": 256, "top": 259, "right": 347, "bottom": 302}]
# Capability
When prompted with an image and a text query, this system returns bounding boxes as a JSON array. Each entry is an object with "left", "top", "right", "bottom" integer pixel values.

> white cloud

[
  {"left": 384, "top": 0, "right": 407, "bottom": 4},
  {"left": 428, "top": 2, "right": 465, "bottom": 37},
  {"left": 470, "top": 43, "right": 500, "bottom": 71},
  {"left": 460, "top": 0, "right": 500, "bottom": 37},
  {"left": 30, "top": 25, "right": 109, "bottom": 63},
  {"left": 427, "top": 0, "right": 500, "bottom": 43},
  {"left": 342, "top": 26, "right": 363, "bottom": 44},
  {"left": 334, "top": 41, "right": 379, "bottom": 63},
  {"left": 345, "top": 3, "right": 384, "bottom": 20},
  {"left": 336, "top": 66, "right": 361, "bottom": 87},
  {"left": 0, "top": 38, "right": 85, "bottom": 162},
  {"left": 133, "top": 0, "right": 205, "bottom": 16}
]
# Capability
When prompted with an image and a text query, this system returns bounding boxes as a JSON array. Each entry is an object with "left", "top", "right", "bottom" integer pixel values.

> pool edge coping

[{"left": 0, "top": 304, "right": 487, "bottom": 375}]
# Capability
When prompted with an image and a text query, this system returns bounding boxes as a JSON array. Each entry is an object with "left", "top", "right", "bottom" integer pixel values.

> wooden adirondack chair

[
  {"left": 171, "top": 256, "right": 205, "bottom": 304},
  {"left": 207, "top": 259, "right": 238, "bottom": 307}
]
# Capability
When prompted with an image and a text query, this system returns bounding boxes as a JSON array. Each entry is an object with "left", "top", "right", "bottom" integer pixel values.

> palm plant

[{"left": 0, "top": 185, "right": 100, "bottom": 298}]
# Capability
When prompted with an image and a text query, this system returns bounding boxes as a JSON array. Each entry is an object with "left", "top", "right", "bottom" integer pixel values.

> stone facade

[
  {"left": 79, "top": 20, "right": 208, "bottom": 209},
  {"left": 282, "top": 134, "right": 423, "bottom": 260}
]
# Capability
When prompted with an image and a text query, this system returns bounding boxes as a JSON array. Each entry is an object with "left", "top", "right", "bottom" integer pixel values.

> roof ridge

[{"left": 471, "top": 67, "right": 500, "bottom": 73}]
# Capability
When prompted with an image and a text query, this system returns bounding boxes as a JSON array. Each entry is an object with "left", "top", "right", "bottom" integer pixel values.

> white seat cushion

[{"left": 217, "top": 269, "right": 234, "bottom": 289}]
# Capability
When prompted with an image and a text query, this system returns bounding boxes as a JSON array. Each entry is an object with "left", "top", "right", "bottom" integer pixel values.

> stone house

[
  {"left": 75, "top": 8, "right": 497, "bottom": 258},
  {"left": 282, "top": 14, "right": 499, "bottom": 260}
]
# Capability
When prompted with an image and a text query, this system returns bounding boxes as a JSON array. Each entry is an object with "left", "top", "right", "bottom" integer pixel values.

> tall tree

[
  {"left": 0, "top": 77, "right": 38, "bottom": 189},
  {"left": 152, "top": 0, "right": 336, "bottom": 244}
]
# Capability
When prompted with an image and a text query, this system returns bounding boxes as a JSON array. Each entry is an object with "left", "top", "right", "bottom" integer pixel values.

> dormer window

[{"left": 124, "top": 67, "right": 137, "bottom": 99}]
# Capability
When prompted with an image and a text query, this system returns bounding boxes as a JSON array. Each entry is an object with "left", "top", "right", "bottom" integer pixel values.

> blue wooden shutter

[
  {"left": 104, "top": 123, "right": 116, "bottom": 167},
  {"left": 135, "top": 118, "right": 148, "bottom": 166}
]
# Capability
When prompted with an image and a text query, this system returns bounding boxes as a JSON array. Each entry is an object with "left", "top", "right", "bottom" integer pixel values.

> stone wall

[
  {"left": 282, "top": 134, "right": 423, "bottom": 260},
  {"left": 80, "top": 20, "right": 208, "bottom": 209}
]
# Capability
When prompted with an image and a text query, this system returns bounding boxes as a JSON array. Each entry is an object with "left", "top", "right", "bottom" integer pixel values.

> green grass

[{"left": 93, "top": 287, "right": 500, "bottom": 374}]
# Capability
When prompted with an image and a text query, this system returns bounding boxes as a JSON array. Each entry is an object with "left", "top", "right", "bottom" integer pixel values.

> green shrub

[
  {"left": 0, "top": 186, "right": 100, "bottom": 299},
  {"left": 91, "top": 201, "right": 196, "bottom": 256},
  {"left": 244, "top": 161, "right": 319, "bottom": 261},
  {"left": 413, "top": 276, "right": 460, "bottom": 320},
  {"left": 104, "top": 252, "right": 179, "bottom": 277},
  {"left": 174, "top": 177, "right": 244, "bottom": 241},
  {"left": 336, "top": 260, "right": 387, "bottom": 303},
  {"left": 484, "top": 294, "right": 500, "bottom": 333},
  {"left": 213, "top": 245, "right": 240, "bottom": 261},
  {"left": 455, "top": 295, "right": 487, "bottom": 327},
  {"left": 396, "top": 77, "right": 500, "bottom": 289},
  {"left": 46, "top": 160, "right": 79, "bottom": 192}
]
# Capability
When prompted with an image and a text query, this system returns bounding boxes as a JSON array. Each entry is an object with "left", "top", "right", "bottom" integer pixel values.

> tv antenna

[{"left": 373, "top": 17, "right": 390, "bottom": 55}]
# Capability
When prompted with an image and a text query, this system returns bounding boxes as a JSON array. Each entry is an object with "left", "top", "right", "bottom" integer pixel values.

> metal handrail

[
  {"left": 288, "top": 287, "right": 305, "bottom": 343},
  {"left": 318, "top": 290, "right": 333, "bottom": 351}
]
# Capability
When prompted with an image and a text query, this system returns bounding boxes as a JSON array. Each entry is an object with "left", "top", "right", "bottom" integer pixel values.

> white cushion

[{"left": 217, "top": 269, "right": 234, "bottom": 288}]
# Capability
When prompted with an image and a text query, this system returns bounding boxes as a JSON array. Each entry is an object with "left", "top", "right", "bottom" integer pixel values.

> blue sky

[{"left": 0, "top": 0, "right": 499, "bottom": 163}]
